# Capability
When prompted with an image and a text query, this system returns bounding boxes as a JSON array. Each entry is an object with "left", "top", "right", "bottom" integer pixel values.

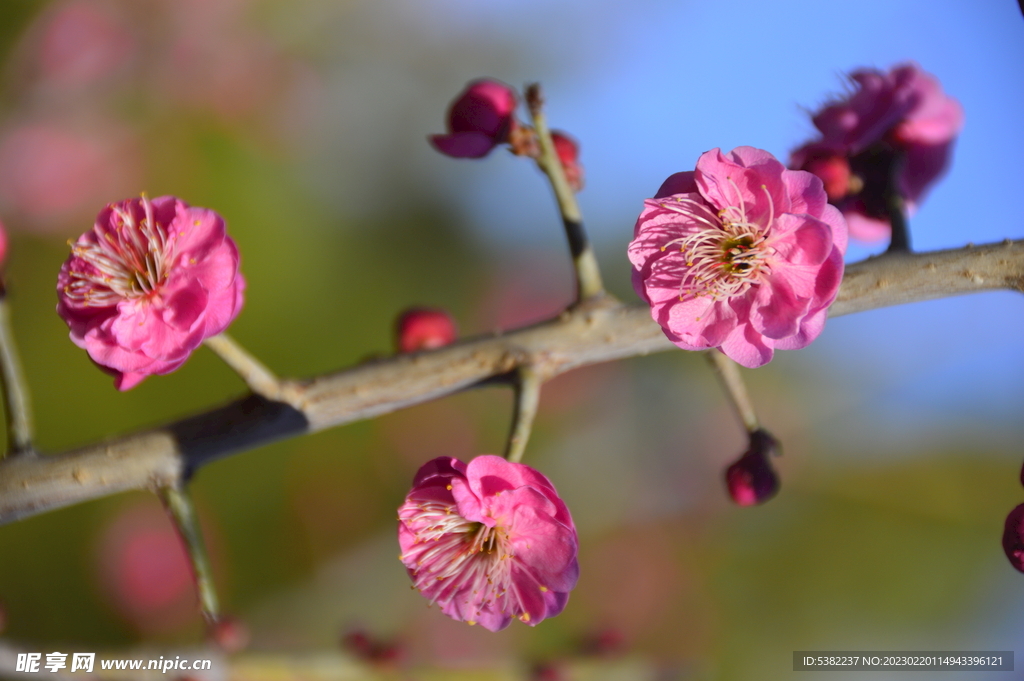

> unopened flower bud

[
  {"left": 1002, "top": 503, "right": 1024, "bottom": 573},
  {"left": 208, "top": 615, "right": 250, "bottom": 653},
  {"left": 430, "top": 79, "right": 519, "bottom": 159},
  {"left": 724, "top": 429, "right": 780, "bottom": 506},
  {"left": 395, "top": 307, "right": 457, "bottom": 353},
  {"left": 550, "top": 131, "right": 583, "bottom": 192},
  {"left": 342, "top": 629, "right": 403, "bottom": 665}
]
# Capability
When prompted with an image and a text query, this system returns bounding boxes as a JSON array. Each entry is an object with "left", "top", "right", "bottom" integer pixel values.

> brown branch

[{"left": 0, "top": 239, "right": 1021, "bottom": 525}]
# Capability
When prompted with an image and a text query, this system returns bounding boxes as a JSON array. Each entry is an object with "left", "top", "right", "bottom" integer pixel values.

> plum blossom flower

[
  {"left": 398, "top": 455, "right": 579, "bottom": 632},
  {"left": 628, "top": 147, "right": 847, "bottom": 368},
  {"left": 724, "top": 429, "right": 780, "bottom": 506},
  {"left": 430, "top": 79, "right": 519, "bottom": 158},
  {"left": 395, "top": 306, "right": 458, "bottom": 353},
  {"left": 790, "top": 63, "right": 963, "bottom": 242},
  {"left": 57, "top": 195, "right": 244, "bottom": 390}
]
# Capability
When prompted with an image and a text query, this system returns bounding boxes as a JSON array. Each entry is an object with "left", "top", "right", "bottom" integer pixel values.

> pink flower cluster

[
  {"left": 398, "top": 455, "right": 579, "bottom": 631},
  {"left": 629, "top": 147, "right": 847, "bottom": 368},
  {"left": 57, "top": 195, "right": 244, "bottom": 390},
  {"left": 790, "top": 63, "right": 963, "bottom": 242}
]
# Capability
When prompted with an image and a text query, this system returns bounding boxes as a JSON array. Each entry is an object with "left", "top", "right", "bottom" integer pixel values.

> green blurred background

[{"left": 0, "top": 1, "right": 1021, "bottom": 679}]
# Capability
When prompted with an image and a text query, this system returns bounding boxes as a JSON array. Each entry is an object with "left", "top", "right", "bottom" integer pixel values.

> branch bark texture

[{"left": 0, "top": 240, "right": 1021, "bottom": 525}]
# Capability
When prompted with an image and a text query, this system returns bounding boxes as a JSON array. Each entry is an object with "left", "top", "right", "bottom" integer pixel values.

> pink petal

[
  {"left": 719, "top": 323, "right": 774, "bottom": 368},
  {"left": 769, "top": 214, "right": 833, "bottom": 266},
  {"left": 654, "top": 171, "right": 697, "bottom": 198},
  {"left": 772, "top": 307, "right": 828, "bottom": 350},
  {"left": 429, "top": 132, "right": 500, "bottom": 159}
]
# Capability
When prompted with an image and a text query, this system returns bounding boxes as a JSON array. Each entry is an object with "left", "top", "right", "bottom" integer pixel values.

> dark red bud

[
  {"left": 725, "top": 429, "right": 780, "bottom": 506},
  {"left": 1003, "top": 503, "right": 1024, "bottom": 573},
  {"left": 395, "top": 307, "right": 457, "bottom": 354},
  {"left": 551, "top": 131, "right": 584, "bottom": 192}
]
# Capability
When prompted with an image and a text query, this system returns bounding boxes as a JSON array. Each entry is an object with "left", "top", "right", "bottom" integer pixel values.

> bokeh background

[{"left": 0, "top": 0, "right": 1021, "bottom": 679}]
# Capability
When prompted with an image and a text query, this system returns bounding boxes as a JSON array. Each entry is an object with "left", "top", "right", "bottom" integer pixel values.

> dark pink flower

[
  {"left": 724, "top": 429, "right": 780, "bottom": 506},
  {"left": 628, "top": 147, "right": 847, "bottom": 368},
  {"left": 57, "top": 195, "right": 244, "bottom": 390},
  {"left": 552, "top": 131, "right": 584, "bottom": 192},
  {"left": 395, "top": 306, "right": 457, "bottom": 353},
  {"left": 398, "top": 455, "right": 579, "bottom": 632},
  {"left": 1003, "top": 503, "right": 1024, "bottom": 574},
  {"left": 790, "top": 63, "right": 963, "bottom": 242},
  {"left": 430, "top": 79, "right": 519, "bottom": 158}
]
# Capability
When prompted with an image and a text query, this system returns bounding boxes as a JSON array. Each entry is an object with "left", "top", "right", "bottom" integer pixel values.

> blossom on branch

[
  {"left": 57, "top": 195, "right": 244, "bottom": 390},
  {"left": 429, "top": 79, "right": 520, "bottom": 159},
  {"left": 790, "top": 63, "right": 963, "bottom": 242},
  {"left": 398, "top": 455, "right": 579, "bottom": 631},
  {"left": 628, "top": 147, "right": 847, "bottom": 368}
]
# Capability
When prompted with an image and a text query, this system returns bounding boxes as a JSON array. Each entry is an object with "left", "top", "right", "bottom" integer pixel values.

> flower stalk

[
  {"left": 204, "top": 333, "right": 282, "bottom": 401},
  {"left": 159, "top": 484, "right": 219, "bottom": 624},
  {"left": 504, "top": 364, "right": 543, "bottom": 464},
  {"left": 525, "top": 84, "right": 604, "bottom": 301},
  {"left": 705, "top": 350, "right": 759, "bottom": 433},
  {"left": 0, "top": 295, "right": 33, "bottom": 456}
]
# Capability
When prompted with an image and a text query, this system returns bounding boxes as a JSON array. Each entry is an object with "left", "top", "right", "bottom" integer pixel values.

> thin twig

[
  {"left": 159, "top": 485, "right": 220, "bottom": 624},
  {"left": 504, "top": 365, "right": 543, "bottom": 463},
  {"left": 705, "top": 350, "right": 759, "bottom": 432},
  {"left": 0, "top": 296, "right": 33, "bottom": 455},
  {"left": 0, "top": 240, "right": 1020, "bottom": 525},
  {"left": 525, "top": 84, "right": 604, "bottom": 301},
  {"left": 884, "top": 148, "right": 910, "bottom": 254},
  {"left": 204, "top": 333, "right": 282, "bottom": 402}
]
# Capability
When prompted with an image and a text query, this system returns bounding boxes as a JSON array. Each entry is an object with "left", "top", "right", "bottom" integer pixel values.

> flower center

[
  {"left": 657, "top": 180, "right": 775, "bottom": 303},
  {"left": 63, "top": 195, "right": 174, "bottom": 307},
  {"left": 400, "top": 499, "right": 516, "bottom": 620}
]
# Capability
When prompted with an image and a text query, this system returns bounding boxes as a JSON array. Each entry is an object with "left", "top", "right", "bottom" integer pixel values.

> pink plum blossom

[
  {"left": 628, "top": 147, "right": 847, "bottom": 368},
  {"left": 57, "top": 195, "right": 244, "bottom": 390},
  {"left": 395, "top": 306, "right": 458, "bottom": 353},
  {"left": 398, "top": 455, "right": 579, "bottom": 631},
  {"left": 790, "top": 63, "right": 963, "bottom": 242},
  {"left": 724, "top": 429, "right": 780, "bottom": 506},
  {"left": 430, "top": 79, "right": 519, "bottom": 158}
]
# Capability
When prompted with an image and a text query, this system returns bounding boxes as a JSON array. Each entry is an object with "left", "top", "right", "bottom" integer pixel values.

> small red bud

[
  {"left": 551, "top": 131, "right": 583, "bottom": 192},
  {"left": 579, "top": 627, "right": 626, "bottom": 657},
  {"left": 208, "top": 615, "right": 250, "bottom": 653},
  {"left": 531, "top": 662, "right": 567, "bottom": 681},
  {"left": 395, "top": 307, "right": 457, "bottom": 353},
  {"left": 725, "top": 429, "right": 780, "bottom": 506},
  {"left": 342, "top": 628, "right": 403, "bottom": 665},
  {"left": 1002, "top": 503, "right": 1024, "bottom": 573}
]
